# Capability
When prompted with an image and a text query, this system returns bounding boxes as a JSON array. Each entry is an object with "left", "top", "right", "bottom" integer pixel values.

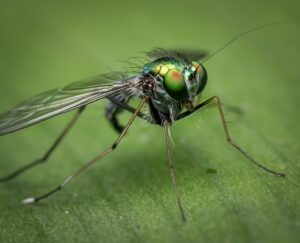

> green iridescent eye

[
  {"left": 163, "top": 69, "right": 188, "bottom": 100},
  {"left": 192, "top": 61, "right": 201, "bottom": 73},
  {"left": 196, "top": 64, "right": 208, "bottom": 95}
]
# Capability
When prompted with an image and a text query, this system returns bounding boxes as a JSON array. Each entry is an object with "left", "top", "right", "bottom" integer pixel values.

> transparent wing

[
  {"left": 0, "top": 73, "right": 143, "bottom": 135},
  {"left": 146, "top": 48, "right": 208, "bottom": 61}
]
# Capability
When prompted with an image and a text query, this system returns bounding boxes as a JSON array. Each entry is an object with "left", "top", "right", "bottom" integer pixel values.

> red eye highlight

[
  {"left": 163, "top": 69, "right": 188, "bottom": 100},
  {"left": 171, "top": 70, "right": 182, "bottom": 80}
]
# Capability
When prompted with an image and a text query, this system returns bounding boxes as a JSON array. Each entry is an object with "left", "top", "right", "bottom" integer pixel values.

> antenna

[{"left": 202, "top": 21, "right": 295, "bottom": 64}]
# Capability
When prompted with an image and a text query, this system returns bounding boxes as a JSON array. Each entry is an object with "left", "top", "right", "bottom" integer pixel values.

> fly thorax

[{"left": 143, "top": 78, "right": 182, "bottom": 121}]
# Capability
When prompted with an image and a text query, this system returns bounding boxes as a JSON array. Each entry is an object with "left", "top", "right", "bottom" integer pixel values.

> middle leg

[{"left": 22, "top": 97, "right": 148, "bottom": 204}]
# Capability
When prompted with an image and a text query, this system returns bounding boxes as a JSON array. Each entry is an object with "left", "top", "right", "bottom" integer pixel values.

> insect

[{"left": 0, "top": 23, "right": 286, "bottom": 222}]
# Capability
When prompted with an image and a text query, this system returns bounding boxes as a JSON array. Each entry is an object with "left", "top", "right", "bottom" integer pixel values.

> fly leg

[
  {"left": 163, "top": 121, "right": 187, "bottom": 222},
  {"left": 105, "top": 96, "right": 151, "bottom": 133},
  {"left": 177, "top": 96, "right": 285, "bottom": 177},
  {"left": 105, "top": 93, "right": 132, "bottom": 133},
  {"left": 106, "top": 111, "right": 124, "bottom": 134},
  {"left": 22, "top": 97, "right": 148, "bottom": 204},
  {"left": 0, "top": 106, "right": 86, "bottom": 182},
  {"left": 105, "top": 100, "right": 125, "bottom": 133}
]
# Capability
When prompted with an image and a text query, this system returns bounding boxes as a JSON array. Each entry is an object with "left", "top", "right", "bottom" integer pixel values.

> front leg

[{"left": 176, "top": 96, "right": 285, "bottom": 177}]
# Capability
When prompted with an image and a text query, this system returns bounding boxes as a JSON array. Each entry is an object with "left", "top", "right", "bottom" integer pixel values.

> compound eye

[
  {"left": 163, "top": 69, "right": 188, "bottom": 100},
  {"left": 196, "top": 64, "right": 208, "bottom": 95},
  {"left": 192, "top": 61, "right": 203, "bottom": 74}
]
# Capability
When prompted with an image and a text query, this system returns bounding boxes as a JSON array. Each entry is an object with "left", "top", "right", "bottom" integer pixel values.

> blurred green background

[{"left": 0, "top": 0, "right": 299, "bottom": 242}]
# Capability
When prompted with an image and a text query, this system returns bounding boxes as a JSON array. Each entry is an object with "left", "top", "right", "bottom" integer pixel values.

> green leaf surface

[{"left": 0, "top": 1, "right": 299, "bottom": 243}]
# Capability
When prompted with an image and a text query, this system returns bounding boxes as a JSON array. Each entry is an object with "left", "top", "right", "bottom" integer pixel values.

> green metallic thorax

[{"left": 142, "top": 57, "right": 183, "bottom": 82}]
